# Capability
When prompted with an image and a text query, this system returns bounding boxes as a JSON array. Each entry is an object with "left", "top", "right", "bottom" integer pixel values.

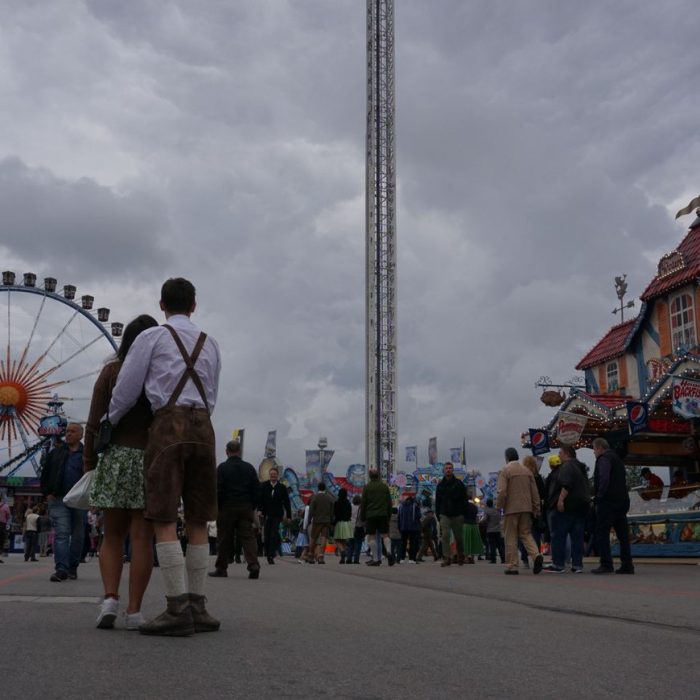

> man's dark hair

[
  {"left": 640, "top": 467, "right": 651, "bottom": 476},
  {"left": 486, "top": 498, "right": 493, "bottom": 507},
  {"left": 368, "top": 468, "right": 380, "bottom": 481},
  {"left": 269, "top": 466, "right": 279, "bottom": 475},
  {"left": 504, "top": 447, "right": 519, "bottom": 462},
  {"left": 161, "top": 278, "right": 196, "bottom": 314},
  {"left": 317, "top": 482, "right": 326, "bottom": 491},
  {"left": 226, "top": 440, "right": 241, "bottom": 455},
  {"left": 560, "top": 444, "right": 576, "bottom": 459},
  {"left": 117, "top": 315, "right": 158, "bottom": 362}
]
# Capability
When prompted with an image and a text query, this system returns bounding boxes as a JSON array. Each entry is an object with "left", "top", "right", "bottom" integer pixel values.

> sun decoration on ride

[{"left": 0, "top": 362, "right": 50, "bottom": 443}]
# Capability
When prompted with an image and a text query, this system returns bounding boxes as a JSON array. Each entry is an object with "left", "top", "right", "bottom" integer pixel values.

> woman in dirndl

[
  {"left": 333, "top": 488, "right": 353, "bottom": 564},
  {"left": 463, "top": 499, "right": 485, "bottom": 564},
  {"left": 84, "top": 314, "right": 158, "bottom": 630}
]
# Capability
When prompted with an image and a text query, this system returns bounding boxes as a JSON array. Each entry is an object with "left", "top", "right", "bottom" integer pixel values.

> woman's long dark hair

[
  {"left": 117, "top": 314, "right": 158, "bottom": 361},
  {"left": 338, "top": 487, "right": 348, "bottom": 501}
]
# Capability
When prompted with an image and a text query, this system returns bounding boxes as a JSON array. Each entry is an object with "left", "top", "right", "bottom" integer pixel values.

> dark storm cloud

[{"left": 0, "top": 158, "right": 171, "bottom": 284}]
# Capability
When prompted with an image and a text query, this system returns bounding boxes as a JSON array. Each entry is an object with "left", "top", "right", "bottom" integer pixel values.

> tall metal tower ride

[{"left": 365, "top": 0, "right": 396, "bottom": 478}]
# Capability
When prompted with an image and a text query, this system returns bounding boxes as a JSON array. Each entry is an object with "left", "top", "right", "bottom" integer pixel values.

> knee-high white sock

[
  {"left": 185, "top": 544, "right": 209, "bottom": 596},
  {"left": 370, "top": 537, "right": 379, "bottom": 561},
  {"left": 156, "top": 541, "right": 187, "bottom": 597},
  {"left": 382, "top": 536, "right": 392, "bottom": 558}
]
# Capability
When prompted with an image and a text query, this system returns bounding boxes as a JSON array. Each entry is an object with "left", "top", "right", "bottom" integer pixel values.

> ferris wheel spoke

[
  {"left": 25, "top": 334, "right": 105, "bottom": 385},
  {"left": 22, "top": 309, "right": 80, "bottom": 378},
  {"left": 17, "top": 293, "right": 47, "bottom": 369},
  {"left": 18, "top": 412, "right": 36, "bottom": 436}
]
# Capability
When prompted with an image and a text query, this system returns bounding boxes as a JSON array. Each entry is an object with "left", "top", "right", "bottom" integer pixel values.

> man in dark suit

[
  {"left": 259, "top": 466, "right": 291, "bottom": 564},
  {"left": 208, "top": 440, "right": 260, "bottom": 579}
]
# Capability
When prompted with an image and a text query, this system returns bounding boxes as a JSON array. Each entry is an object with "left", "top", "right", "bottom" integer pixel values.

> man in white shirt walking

[{"left": 110, "top": 278, "right": 221, "bottom": 636}]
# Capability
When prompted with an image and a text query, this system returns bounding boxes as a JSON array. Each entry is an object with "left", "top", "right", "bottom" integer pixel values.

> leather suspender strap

[{"left": 163, "top": 325, "right": 210, "bottom": 413}]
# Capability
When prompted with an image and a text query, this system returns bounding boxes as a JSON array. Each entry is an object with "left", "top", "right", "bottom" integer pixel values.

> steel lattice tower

[{"left": 365, "top": 0, "right": 396, "bottom": 478}]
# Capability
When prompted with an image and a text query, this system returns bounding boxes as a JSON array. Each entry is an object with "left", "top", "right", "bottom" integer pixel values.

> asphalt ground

[{"left": 1, "top": 553, "right": 698, "bottom": 699}]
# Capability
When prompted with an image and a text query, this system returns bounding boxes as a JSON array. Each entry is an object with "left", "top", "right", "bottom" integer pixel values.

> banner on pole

[
  {"left": 450, "top": 447, "right": 461, "bottom": 463},
  {"left": 428, "top": 437, "right": 438, "bottom": 465},
  {"left": 231, "top": 428, "right": 245, "bottom": 457},
  {"left": 405, "top": 446, "right": 417, "bottom": 463},
  {"left": 306, "top": 450, "right": 322, "bottom": 487},
  {"left": 265, "top": 430, "right": 277, "bottom": 458}
]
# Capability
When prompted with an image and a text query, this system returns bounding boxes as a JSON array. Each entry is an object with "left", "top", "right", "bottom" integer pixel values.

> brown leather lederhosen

[{"left": 143, "top": 325, "right": 217, "bottom": 523}]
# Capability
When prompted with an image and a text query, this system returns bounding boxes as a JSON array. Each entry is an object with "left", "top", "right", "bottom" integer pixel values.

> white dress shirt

[{"left": 109, "top": 314, "right": 221, "bottom": 425}]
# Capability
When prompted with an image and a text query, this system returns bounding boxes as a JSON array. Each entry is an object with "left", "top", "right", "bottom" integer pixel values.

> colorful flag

[
  {"left": 405, "top": 446, "right": 417, "bottom": 463},
  {"left": 675, "top": 194, "right": 700, "bottom": 219},
  {"left": 428, "top": 437, "right": 438, "bottom": 465},
  {"left": 528, "top": 428, "right": 550, "bottom": 456},
  {"left": 231, "top": 428, "right": 245, "bottom": 457},
  {"left": 265, "top": 430, "right": 277, "bottom": 458},
  {"left": 626, "top": 402, "right": 649, "bottom": 434}
]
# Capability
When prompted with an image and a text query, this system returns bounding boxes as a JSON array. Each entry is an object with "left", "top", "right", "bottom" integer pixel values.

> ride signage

[
  {"left": 671, "top": 377, "right": 700, "bottom": 419},
  {"left": 556, "top": 411, "right": 587, "bottom": 445}
]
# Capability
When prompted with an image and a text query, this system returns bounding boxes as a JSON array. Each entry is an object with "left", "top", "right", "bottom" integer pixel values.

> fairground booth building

[{"left": 528, "top": 210, "right": 700, "bottom": 557}]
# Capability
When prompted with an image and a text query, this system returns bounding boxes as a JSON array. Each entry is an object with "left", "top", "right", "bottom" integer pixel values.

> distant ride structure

[
  {"left": 365, "top": 0, "right": 397, "bottom": 479},
  {"left": 0, "top": 271, "right": 121, "bottom": 476}
]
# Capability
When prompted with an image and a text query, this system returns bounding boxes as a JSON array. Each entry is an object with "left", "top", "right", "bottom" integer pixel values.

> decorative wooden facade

[{"left": 537, "top": 212, "right": 700, "bottom": 475}]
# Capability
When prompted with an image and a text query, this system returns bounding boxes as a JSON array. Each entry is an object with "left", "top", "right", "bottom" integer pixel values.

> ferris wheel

[{"left": 0, "top": 271, "right": 123, "bottom": 476}]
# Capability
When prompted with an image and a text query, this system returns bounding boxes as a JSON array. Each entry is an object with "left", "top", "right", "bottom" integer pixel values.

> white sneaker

[
  {"left": 96, "top": 597, "right": 119, "bottom": 629},
  {"left": 124, "top": 611, "right": 145, "bottom": 631}
]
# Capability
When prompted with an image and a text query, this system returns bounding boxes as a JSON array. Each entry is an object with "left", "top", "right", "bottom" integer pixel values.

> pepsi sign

[
  {"left": 528, "top": 428, "right": 550, "bottom": 456},
  {"left": 626, "top": 401, "right": 649, "bottom": 435}
]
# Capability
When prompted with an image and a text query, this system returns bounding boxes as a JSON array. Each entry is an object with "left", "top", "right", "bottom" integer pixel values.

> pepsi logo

[
  {"left": 629, "top": 404, "right": 647, "bottom": 425},
  {"left": 531, "top": 431, "right": 547, "bottom": 448}
]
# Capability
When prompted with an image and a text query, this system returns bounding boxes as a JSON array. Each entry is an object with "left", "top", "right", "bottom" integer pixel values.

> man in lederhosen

[{"left": 109, "top": 278, "right": 221, "bottom": 636}]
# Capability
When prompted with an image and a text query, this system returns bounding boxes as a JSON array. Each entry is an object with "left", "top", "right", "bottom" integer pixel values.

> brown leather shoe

[
  {"left": 189, "top": 593, "right": 220, "bottom": 632},
  {"left": 440, "top": 558, "right": 451, "bottom": 567},
  {"left": 139, "top": 594, "right": 195, "bottom": 637}
]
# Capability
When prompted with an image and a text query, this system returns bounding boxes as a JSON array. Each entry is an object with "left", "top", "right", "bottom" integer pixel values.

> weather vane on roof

[{"left": 612, "top": 274, "right": 634, "bottom": 322}]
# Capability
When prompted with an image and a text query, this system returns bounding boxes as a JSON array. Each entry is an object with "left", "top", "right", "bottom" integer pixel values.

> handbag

[
  {"left": 63, "top": 470, "right": 95, "bottom": 510},
  {"left": 94, "top": 417, "right": 113, "bottom": 454}
]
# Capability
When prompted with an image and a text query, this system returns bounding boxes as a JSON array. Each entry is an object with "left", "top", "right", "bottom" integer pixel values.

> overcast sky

[{"left": 2, "top": 1, "right": 699, "bottom": 477}]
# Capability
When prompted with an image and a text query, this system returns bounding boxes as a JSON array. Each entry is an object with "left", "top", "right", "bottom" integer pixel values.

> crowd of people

[
  {"left": 1, "top": 276, "right": 637, "bottom": 641},
  {"left": 207, "top": 442, "right": 634, "bottom": 578}
]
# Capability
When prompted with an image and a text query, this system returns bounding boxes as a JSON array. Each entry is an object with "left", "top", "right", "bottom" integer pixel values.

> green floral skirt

[{"left": 89, "top": 444, "right": 146, "bottom": 510}]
